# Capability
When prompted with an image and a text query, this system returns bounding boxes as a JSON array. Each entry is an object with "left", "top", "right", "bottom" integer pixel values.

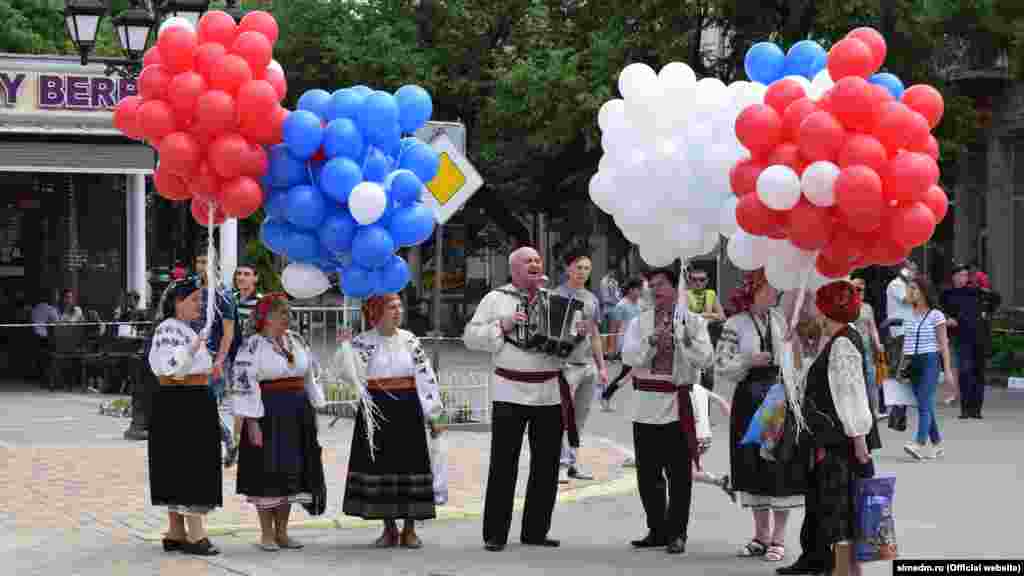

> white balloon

[
  {"left": 348, "top": 182, "right": 388, "bottom": 225},
  {"left": 765, "top": 259, "right": 801, "bottom": 291},
  {"left": 281, "top": 263, "right": 331, "bottom": 300},
  {"left": 640, "top": 242, "right": 676, "bottom": 267},
  {"left": 267, "top": 60, "right": 284, "bottom": 74},
  {"left": 695, "top": 77, "right": 729, "bottom": 111},
  {"left": 698, "top": 228, "right": 721, "bottom": 257},
  {"left": 810, "top": 69, "right": 834, "bottom": 100},
  {"left": 658, "top": 62, "right": 698, "bottom": 97},
  {"left": 756, "top": 165, "right": 802, "bottom": 210},
  {"left": 727, "top": 232, "right": 759, "bottom": 271},
  {"left": 618, "top": 63, "right": 659, "bottom": 101},
  {"left": 801, "top": 161, "right": 841, "bottom": 207},
  {"left": 598, "top": 99, "right": 626, "bottom": 132},
  {"left": 719, "top": 196, "right": 739, "bottom": 237},
  {"left": 158, "top": 16, "right": 195, "bottom": 37}
]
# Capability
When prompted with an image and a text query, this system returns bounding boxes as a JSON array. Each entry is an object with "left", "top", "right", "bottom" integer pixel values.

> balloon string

[
  {"left": 787, "top": 253, "right": 817, "bottom": 337},
  {"left": 204, "top": 201, "right": 216, "bottom": 337}
]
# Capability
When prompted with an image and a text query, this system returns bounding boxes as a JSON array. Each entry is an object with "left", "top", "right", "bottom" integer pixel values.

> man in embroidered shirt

[
  {"left": 463, "top": 246, "right": 564, "bottom": 552},
  {"left": 621, "top": 267, "right": 713, "bottom": 555},
  {"left": 556, "top": 249, "right": 609, "bottom": 483}
]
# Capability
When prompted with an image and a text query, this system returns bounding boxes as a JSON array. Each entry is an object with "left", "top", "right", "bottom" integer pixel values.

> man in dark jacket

[{"left": 941, "top": 263, "right": 1001, "bottom": 419}]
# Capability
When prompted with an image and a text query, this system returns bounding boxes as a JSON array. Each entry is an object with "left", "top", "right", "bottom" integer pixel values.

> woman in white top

[
  {"left": 336, "top": 293, "right": 445, "bottom": 549},
  {"left": 147, "top": 279, "right": 221, "bottom": 556},
  {"left": 232, "top": 293, "right": 327, "bottom": 551},
  {"left": 901, "top": 276, "right": 953, "bottom": 461}
]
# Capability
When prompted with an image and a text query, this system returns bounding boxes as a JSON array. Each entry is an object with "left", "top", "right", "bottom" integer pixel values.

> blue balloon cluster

[
  {"left": 744, "top": 40, "right": 827, "bottom": 85},
  {"left": 260, "top": 84, "right": 439, "bottom": 298},
  {"left": 868, "top": 72, "right": 905, "bottom": 100}
]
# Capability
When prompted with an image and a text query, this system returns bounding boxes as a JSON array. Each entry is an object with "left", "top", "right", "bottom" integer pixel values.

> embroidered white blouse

[
  {"left": 231, "top": 331, "right": 325, "bottom": 419},
  {"left": 334, "top": 329, "right": 444, "bottom": 422},
  {"left": 148, "top": 318, "right": 213, "bottom": 378},
  {"left": 825, "top": 336, "right": 874, "bottom": 437}
]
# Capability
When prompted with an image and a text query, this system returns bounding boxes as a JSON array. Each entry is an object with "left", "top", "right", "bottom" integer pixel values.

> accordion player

[{"left": 500, "top": 288, "right": 587, "bottom": 359}]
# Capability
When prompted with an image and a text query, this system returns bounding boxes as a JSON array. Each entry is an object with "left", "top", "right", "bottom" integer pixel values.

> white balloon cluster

[{"left": 591, "top": 62, "right": 769, "bottom": 267}]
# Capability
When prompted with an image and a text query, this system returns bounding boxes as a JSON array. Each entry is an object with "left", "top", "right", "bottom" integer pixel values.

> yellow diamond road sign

[{"left": 421, "top": 133, "right": 484, "bottom": 224}]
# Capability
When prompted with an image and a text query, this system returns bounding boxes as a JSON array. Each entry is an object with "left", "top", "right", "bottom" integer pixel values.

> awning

[{"left": 0, "top": 140, "right": 154, "bottom": 174}]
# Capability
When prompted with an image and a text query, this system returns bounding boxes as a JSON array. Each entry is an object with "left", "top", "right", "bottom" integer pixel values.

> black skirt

[
  {"left": 730, "top": 371, "right": 807, "bottom": 499},
  {"left": 236, "top": 390, "right": 327, "bottom": 516},
  {"left": 148, "top": 386, "right": 223, "bottom": 510},
  {"left": 342, "top": 390, "right": 435, "bottom": 520},
  {"left": 809, "top": 446, "right": 857, "bottom": 549}
]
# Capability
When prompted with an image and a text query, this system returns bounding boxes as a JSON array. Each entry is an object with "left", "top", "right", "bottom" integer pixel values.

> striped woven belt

[
  {"left": 632, "top": 377, "right": 700, "bottom": 469},
  {"left": 158, "top": 373, "right": 209, "bottom": 386},
  {"left": 366, "top": 376, "right": 416, "bottom": 392},
  {"left": 494, "top": 367, "right": 560, "bottom": 383},
  {"left": 259, "top": 376, "right": 305, "bottom": 392}
]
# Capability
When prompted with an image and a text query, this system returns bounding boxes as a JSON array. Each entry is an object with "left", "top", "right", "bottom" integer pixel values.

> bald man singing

[{"left": 464, "top": 246, "right": 564, "bottom": 552}]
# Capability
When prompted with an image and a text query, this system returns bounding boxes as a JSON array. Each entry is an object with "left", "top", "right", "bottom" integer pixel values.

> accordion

[{"left": 503, "top": 289, "right": 587, "bottom": 359}]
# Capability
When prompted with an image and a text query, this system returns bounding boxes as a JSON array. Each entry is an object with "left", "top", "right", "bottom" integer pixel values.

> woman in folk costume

[
  {"left": 336, "top": 293, "right": 445, "bottom": 549},
  {"left": 715, "top": 269, "right": 807, "bottom": 563},
  {"left": 147, "top": 279, "right": 223, "bottom": 556},
  {"left": 232, "top": 293, "right": 327, "bottom": 551}
]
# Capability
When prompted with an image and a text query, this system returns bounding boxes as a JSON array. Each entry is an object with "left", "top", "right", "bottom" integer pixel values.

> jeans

[
  {"left": 911, "top": 352, "right": 942, "bottom": 445},
  {"left": 560, "top": 363, "right": 597, "bottom": 467}
]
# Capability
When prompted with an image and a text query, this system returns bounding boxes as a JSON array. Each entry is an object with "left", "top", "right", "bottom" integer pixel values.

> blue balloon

[
  {"left": 297, "top": 89, "right": 332, "bottom": 120},
  {"left": 259, "top": 171, "right": 273, "bottom": 192},
  {"left": 365, "top": 121, "right": 401, "bottom": 156},
  {"left": 265, "top": 188, "right": 290, "bottom": 220},
  {"left": 323, "top": 118, "right": 365, "bottom": 160},
  {"left": 285, "top": 184, "right": 327, "bottom": 230},
  {"left": 869, "top": 73, "right": 905, "bottom": 100},
  {"left": 810, "top": 50, "right": 828, "bottom": 79},
  {"left": 318, "top": 210, "right": 359, "bottom": 254},
  {"left": 283, "top": 229, "right": 321, "bottom": 262},
  {"left": 378, "top": 254, "right": 411, "bottom": 293},
  {"left": 350, "top": 85, "right": 373, "bottom": 97},
  {"left": 360, "top": 91, "right": 399, "bottom": 136},
  {"left": 319, "top": 157, "right": 363, "bottom": 204},
  {"left": 745, "top": 42, "right": 786, "bottom": 85},
  {"left": 341, "top": 265, "right": 375, "bottom": 298},
  {"left": 783, "top": 40, "right": 827, "bottom": 80},
  {"left": 399, "top": 142, "right": 440, "bottom": 183},
  {"left": 394, "top": 84, "right": 433, "bottom": 133},
  {"left": 351, "top": 225, "right": 396, "bottom": 269},
  {"left": 386, "top": 169, "right": 424, "bottom": 205},
  {"left": 388, "top": 202, "right": 435, "bottom": 248},
  {"left": 260, "top": 217, "right": 291, "bottom": 255},
  {"left": 269, "top": 144, "right": 309, "bottom": 188},
  {"left": 399, "top": 137, "right": 419, "bottom": 154},
  {"left": 326, "top": 88, "right": 366, "bottom": 123},
  {"left": 362, "top": 147, "right": 393, "bottom": 183},
  {"left": 310, "top": 159, "right": 326, "bottom": 188},
  {"left": 282, "top": 110, "right": 324, "bottom": 160}
]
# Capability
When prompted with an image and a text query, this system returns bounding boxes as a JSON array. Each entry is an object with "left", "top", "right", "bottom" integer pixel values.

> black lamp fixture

[
  {"left": 64, "top": 0, "right": 108, "bottom": 66},
  {"left": 157, "top": 0, "right": 210, "bottom": 28},
  {"left": 224, "top": 0, "right": 249, "bottom": 24}
]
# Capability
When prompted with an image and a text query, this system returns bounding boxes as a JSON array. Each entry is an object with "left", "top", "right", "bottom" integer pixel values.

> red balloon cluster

[
  {"left": 730, "top": 27, "right": 949, "bottom": 279},
  {"left": 113, "top": 11, "right": 289, "bottom": 225}
]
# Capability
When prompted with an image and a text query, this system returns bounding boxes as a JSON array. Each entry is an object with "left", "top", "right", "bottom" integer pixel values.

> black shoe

[
  {"left": 521, "top": 538, "right": 560, "bottom": 547},
  {"left": 184, "top": 538, "right": 220, "bottom": 556},
  {"left": 224, "top": 445, "right": 238, "bottom": 468},
  {"left": 484, "top": 541, "right": 506, "bottom": 552},
  {"left": 665, "top": 537, "right": 687, "bottom": 555},
  {"left": 972, "top": 412, "right": 984, "bottom": 419},
  {"left": 630, "top": 533, "right": 666, "bottom": 548},
  {"left": 776, "top": 557, "right": 826, "bottom": 575},
  {"left": 162, "top": 538, "right": 186, "bottom": 552},
  {"left": 958, "top": 413, "right": 970, "bottom": 419}
]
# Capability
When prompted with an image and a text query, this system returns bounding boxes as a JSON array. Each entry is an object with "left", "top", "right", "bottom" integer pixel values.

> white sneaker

[
  {"left": 903, "top": 442, "right": 925, "bottom": 460},
  {"left": 931, "top": 444, "right": 944, "bottom": 459},
  {"left": 600, "top": 398, "right": 614, "bottom": 412},
  {"left": 558, "top": 466, "right": 570, "bottom": 484}
]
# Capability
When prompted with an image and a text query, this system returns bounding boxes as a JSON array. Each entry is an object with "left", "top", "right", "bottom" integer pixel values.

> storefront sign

[{"left": 0, "top": 71, "right": 137, "bottom": 112}]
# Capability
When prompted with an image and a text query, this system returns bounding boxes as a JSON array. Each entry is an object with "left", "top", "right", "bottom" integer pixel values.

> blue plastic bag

[
  {"left": 741, "top": 382, "right": 786, "bottom": 447},
  {"left": 854, "top": 475, "right": 898, "bottom": 562}
]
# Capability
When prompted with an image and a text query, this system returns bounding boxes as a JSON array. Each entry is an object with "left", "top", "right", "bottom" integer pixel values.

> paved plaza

[{"left": 4, "top": 375, "right": 1023, "bottom": 575}]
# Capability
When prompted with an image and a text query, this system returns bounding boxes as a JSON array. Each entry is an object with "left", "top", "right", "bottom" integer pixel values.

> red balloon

[
  {"left": 817, "top": 90, "right": 834, "bottom": 115},
  {"left": 209, "top": 54, "right": 253, "bottom": 95},
  {"left": 189, "top": 162, "right": 225, "bottom": 204},
  {"left": 827, "top": 38, "right": 875, "bottom": 80},
  {"left": 197, "top": 10, "right": 238, "bottom": 47},
  {"left": 231, "top": 31, "right": 272, "bottom": 75},
  {"left": 798, "top": 111, "right": 846, "bottom": 163},
  {"left": 220, "top": 176, "right": 263, "bottom": 218},
  {"left": 891, "top": 202, "right": 937, "bottom": 249},
  {"left": 138, "top": 64, "right": 171, "bottom": 101},
  {"left": 883, "top": 151, "right": 938, "bottom": 204},
  {"left": 166, "top": 71, "right": 207, "bottom": 123},
  {"left": 787, "top": 201, "right": 833, "bottom": 250},
  {"left": 830, "top": 76, "right": 875, "bottom": 132},
  {"left": 766, "top": 143, "right": 807, "bottom": 174},
  {"left": 311, "top": 147, "right": 327, "bottom": 164},
  {"left": 834, "top": 165, "right": 883, "bottom": 232},
  {"left": 154, "top": 164, "right": 192, "bottom": 201},
  {"left": 908, "top": 133, "right": 940, "bottom": 161},
  {"left": 735, "top": 104, "right": 783, "bottom": 158},
  {"left": 872, "top": 101, "right": 917, "bottom": 154},
  {"left": 902, "top": 85, "right": 944, "bottom": 129},
  {"left": 137, "top": 100, "right": 177, "bottom": 144},
  {"left": 816, "top": 252, "right": 852, "bottom": 279},
  {"left": 113, "top": 95, "right": 144, "bottom": 140},
  {"left": 261, "top": 67, "right": 287, "bottom": 102},
  {"left": 142, "top": 46, "right": 163, "bottom": 68},
  {"left": 868, "top": 83, "right": 893, "bottom": 105},
  {"left": 837, "top": 134, "right": 888, "bottom": 172},
  {"left": 867, "top": 236, "right": 910, "bottom": 266},
  {"left": 191, "top": 197, "right": 227, "bottom": 226},
  {"left": 729, "top": 158, "right": 766, "bottom": 197},
  {"left": 736, "top": 193, "right": 788, "bottom": 237},
  {"left": 208, "top": 133, "right": 249, "bottom": 180},
  {"left": 240, "top": 141, "right": 269, "bottom": 178},
  {"left": 236, "top": 80, "right": 279, "bottom": 125},
  {"left": 158, "top": 26, "right": 198, "bottom": 73},
  {"left": 194, "top": 90, "right": 237, "bottom": 137},
  {"left": 765, "top": 78, "right": 807, "bottom": 116},
  {"left": 846, "top": 27, "right": 887, "bottom": 73},
  {"left": 239, "top": 11, "right": 280, "bottom": 45},
  {"left": 923, "top": 185, "right": 949, "bottom": 223},
  {"left": 158, "top": 131, "right": 201, "bottom": 177},
  {"left": 781, "top": 98, "right": 819, "bottom": 143},
  {"left": 194, "top": 42, "right": 228, "bottom": 80}
]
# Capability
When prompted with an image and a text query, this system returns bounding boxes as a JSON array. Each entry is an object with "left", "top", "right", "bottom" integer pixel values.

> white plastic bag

[{"left": 429, "top": 433, "right": 449, "bottom": 505}]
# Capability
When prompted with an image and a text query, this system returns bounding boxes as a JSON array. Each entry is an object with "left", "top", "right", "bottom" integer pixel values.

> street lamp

[
  {"left": 224, "top": 0, "right": 249, "bottom": 24},
  {"left": 64, "top": 0, "right": 108, "bottom": 66},
  {"left": 157, "top": 0, "right": 210, "bottom": 28},
  {"left": 112, "top": 3, "right": 157, "bottom": 62}
]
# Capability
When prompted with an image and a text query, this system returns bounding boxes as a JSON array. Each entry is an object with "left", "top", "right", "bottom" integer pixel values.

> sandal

[
  {"left": 719, "top": 475, "right": 737, "bottom": 503},
  {"left": 764, "top": 543, "right": 786, "bottom": 562},
  {"left": 276, "top": 536, "right": 304, "bottom": 549},
  {"left": 400, "top": 531, "right": 423, "bottom": 549},
  {"left": 161, "top": 538, "right": 186, "bottom": 552},
  {"left": 184, "top": 538, "right": 220, "bottom": 556},
  {"left": 737, "top": 539, "right": 768, "bottom": 557},
  {"left": 374, "top": 529, "right": 399, "bottom": 548}
]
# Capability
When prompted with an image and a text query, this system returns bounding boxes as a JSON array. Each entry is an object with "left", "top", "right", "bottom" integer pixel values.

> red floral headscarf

[
  {"left": 361, "top": 294, "right": 401, "bottom": 328},
  {"left": 815, "top": 280, "right": 861, "bottom": 325},
  {"left": 728, "top": 269, "right": 769, "bottom": 315},
  {"left": 253, "top": 292, "right": 290, "bottom": 333}
]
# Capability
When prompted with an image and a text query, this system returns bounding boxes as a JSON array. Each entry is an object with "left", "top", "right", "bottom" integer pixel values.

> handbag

[
  {"left": 875, "top": 350, "right": 889, "bottom": 384},
  {"left": 897, "top": 310, "right": 932, "bottom": 382},
  {"left": 854, "top": 475, "right": 898, "bottom": 562}
]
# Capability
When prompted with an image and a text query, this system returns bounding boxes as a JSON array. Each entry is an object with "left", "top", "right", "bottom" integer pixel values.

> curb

[{"left": 140, "top": 435, "right": 638, "bottom": 542}]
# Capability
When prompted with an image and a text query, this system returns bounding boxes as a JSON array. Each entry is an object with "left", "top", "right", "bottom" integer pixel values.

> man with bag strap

[{"left": 621, "top": 266, "right": 714, "bottom": 555}]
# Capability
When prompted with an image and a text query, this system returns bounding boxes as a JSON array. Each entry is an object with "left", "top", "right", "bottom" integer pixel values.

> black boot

[
  {"left": 630, "top": 532, "right": 666, "bottom": 548},
  {"left": 776, "top": 554, "right": 826, "bottom": 575}
]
